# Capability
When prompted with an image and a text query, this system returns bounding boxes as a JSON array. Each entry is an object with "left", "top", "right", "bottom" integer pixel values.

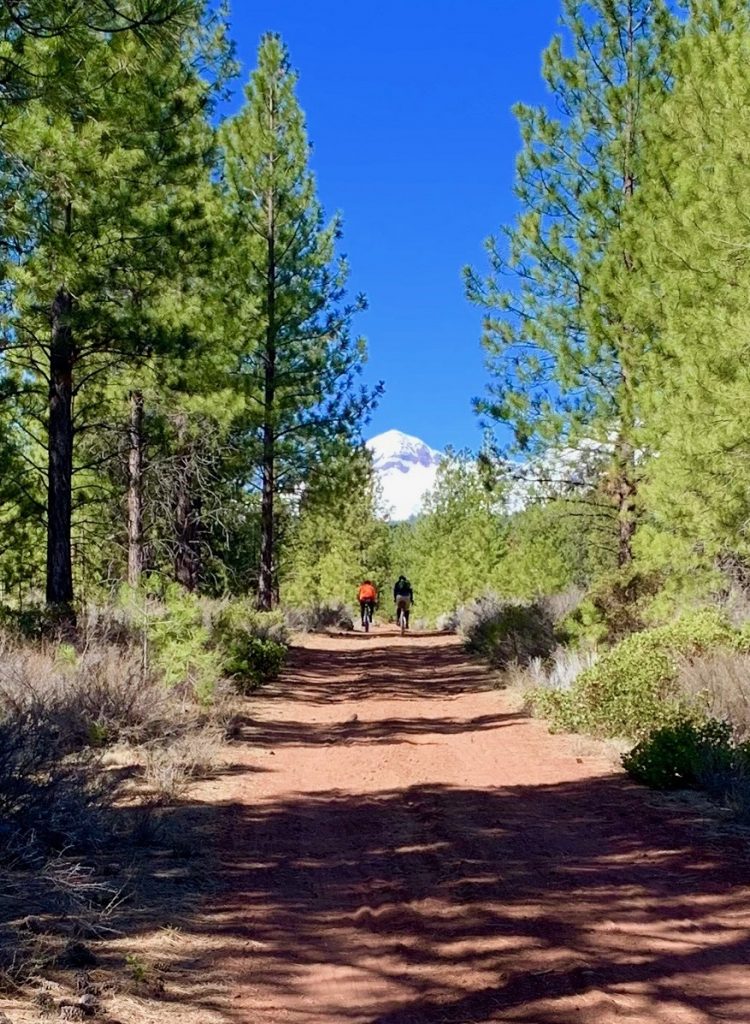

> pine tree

[
  {"left": 0, "top": 2, "right": 204, "bottom": 110},
  {"left": 465, "top": 0, "right": 678, "bottom": 567},
  {"left": 404, "top": 453, "right": 508, "bottom": 621},
  {"left": 621, "top": 0, "right": 750, "bottom": 562},
  {"left": 1, "top": 7, "right": 230, "bottom": 608},
  {"left": 282, "top": 447, "right": 390, "bottom": 609},
  {"left": 219, "top": 34, "right": 381, "bottom": 611}
]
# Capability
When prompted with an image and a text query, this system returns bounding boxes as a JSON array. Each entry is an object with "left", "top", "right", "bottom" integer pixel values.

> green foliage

[
  {"left": 622, "top": 718, "right": 737, "bottom": 790},
  {"left": 219, "top": 34, "right": 380, "bottom": 606},
  {"left": 0, "top": 0, "right": 232, "bottom": 605},
  {"left": 617, "top": 4, "right": 750, "bottom": 563},
  {"left": 534, "top": 609, "right": 748, "bottom": 739},
  {"left": 391, "top": 459, "right": 608, "bottom": 626},
  {"left": 562, "top": 567, "right": 663, "bottom": 647},
  {"left": 497, "top": 499, "right": 615, "bottom": 601},
  {"left": 396, "top": 452, "right": 507, "bottom": 623},
  {"left": 86, "top": 720, "right": 111, "bottom": 749},
  {"left": 282, "top": 447, "right": 390, "bottom": 609},
  {"left": 0, "top": 604, "right": 63, "bottom": 641},
  {"left": 210, "top": 600, "right": 289, "bottom": 693},
  {"left": 466, "top": 0, "right": 678, "bottom": 563},
  {"left": 223, "top": 637, "right": 288, "bottom": 695},
  {"left": 146, "top": 587, "right": 222, "bottom": 703}
]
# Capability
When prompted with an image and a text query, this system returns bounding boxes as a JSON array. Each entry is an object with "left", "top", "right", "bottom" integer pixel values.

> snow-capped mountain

[
  {"left": 366, "top": 430, "right": 443, "bottom": 521},
  {"left": 504, "top": 439, "right": 609, "bottom": 513},
  {"left": 366, "top": 430, "right": 607, "bottom": 522}
]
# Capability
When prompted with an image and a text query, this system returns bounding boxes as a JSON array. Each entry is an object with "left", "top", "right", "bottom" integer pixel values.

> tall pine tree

[
  {"left": 219, "top": 34, "right": 380, "bottom": 610},
  {"left": 620, "top": 0, "right": 750, "bottom": 563},
  {"left": 1, "top": 6, "right": 230, "bottom": 607},
  {"left": 465, "top": 0, "right": 678, "bottom": 567}
]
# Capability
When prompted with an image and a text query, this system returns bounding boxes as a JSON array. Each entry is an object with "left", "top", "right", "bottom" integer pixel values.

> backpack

[{"left": 394, "top": 578, "right": 411, "bottom": 597}]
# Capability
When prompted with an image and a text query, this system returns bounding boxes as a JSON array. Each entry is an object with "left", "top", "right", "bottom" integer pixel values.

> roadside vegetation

[
  {"left": 4, "top": 0, "right": 750, "bottom": 1017},
  {"left": 387, "top": 1, "right": 750, "bottom": 826}
]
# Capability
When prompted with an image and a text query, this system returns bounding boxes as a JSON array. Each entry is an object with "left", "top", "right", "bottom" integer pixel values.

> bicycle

[
  {"left": 396, "top": 601, "right": 408, "bottom": 636},
  {"left": 362, "top": 601, "right": 373, "bottom": 633}
]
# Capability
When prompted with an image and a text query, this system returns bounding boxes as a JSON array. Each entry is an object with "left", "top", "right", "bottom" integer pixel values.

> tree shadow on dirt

[
  {"left": 106, "top": 773, "right": 750, "bottom": 1024},
  {"left": 276, "top": 640, "right": 493, "bottom": 706},
  {"left": 12, "top": 629, "right": 750, "bottom": 1024},
  {"left": 244, "top": 710, "right": 527, "bottom": 748}
]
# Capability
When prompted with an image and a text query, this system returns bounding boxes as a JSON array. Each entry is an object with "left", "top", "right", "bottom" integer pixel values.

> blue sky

[{"left": 221, "top": 1, "right": 562, "bottom": 452}]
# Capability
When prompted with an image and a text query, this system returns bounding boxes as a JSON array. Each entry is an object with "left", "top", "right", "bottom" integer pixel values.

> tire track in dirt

[{"left": 197, "top": 630, "right": 750, "bottom": 1023}]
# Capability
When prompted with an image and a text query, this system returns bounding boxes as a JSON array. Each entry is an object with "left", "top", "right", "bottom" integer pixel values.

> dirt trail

[{"left": 198, "top": 629, "right": 750, "bottom": 1023}]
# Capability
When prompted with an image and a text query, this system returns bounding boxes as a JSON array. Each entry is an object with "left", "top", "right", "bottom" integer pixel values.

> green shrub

[
  {"left": 146, "top": 587, "right": 222, "bottom": 703},
  {"left": 622, "top": 718, "right": 738, "bottom": 790},
  {"left": 535, "top": 609, "right": 747, "bottom": 739},
  {"left": 211, "top": 601, "right": 289, "bottom": 693},
  {"left": 459, "top": 595, "right": 555, "bottom": 668},
  {"left": 0, "top": 602, "right": 76, "bottom": 642},
  {"left": 562, "top": 568, "right": 664, "bottom": 647}
]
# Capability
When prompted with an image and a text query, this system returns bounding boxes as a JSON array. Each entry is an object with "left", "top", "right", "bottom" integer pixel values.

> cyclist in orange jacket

[{"left": 357, "top": 580, "right": 378, "bottom": 629}]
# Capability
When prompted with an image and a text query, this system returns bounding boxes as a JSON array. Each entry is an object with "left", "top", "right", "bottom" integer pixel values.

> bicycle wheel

[
  {"left": 364, "top": 606, "right": 370, "bottom": 633},
  {"left": 399, "top": 608, "right": 406, "bottom": 636}
]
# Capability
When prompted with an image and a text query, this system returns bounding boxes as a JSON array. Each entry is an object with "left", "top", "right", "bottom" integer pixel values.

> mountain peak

[{"left": 366, "top": 430, "right": 443, "bottom": 520}]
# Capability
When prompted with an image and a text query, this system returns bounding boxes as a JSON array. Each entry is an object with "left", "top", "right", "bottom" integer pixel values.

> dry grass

[
  {"left": 0, "top": 627, "right": 240, "bottom": 1022},
  {"left": 676, "top": 650, "right": 750, "bottom": 739},
  {"left": 496, "top": 647, "right": 597, "bottom": 715},
  {"left": 142, "top": 726, "right": 226, "bottom": 803}
]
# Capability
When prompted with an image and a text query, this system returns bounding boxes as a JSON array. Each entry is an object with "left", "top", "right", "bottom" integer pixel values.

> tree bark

[
  {"left": 173, "top": 419, "right": 202, "bottom": 592},
  {"left": 258, "top": 272, "right": 276, "bottom": 610},
  {"left": 173, "top": 415, "right": 201, "bottom": 593},
  {"left": 46, "top": 285, "right": 75, "bottom": 607},
  {"left": 127, "top": 389, "right": 145, "bottom": 587},
  {"left": 258, "top": 89, "right": 277, "bottom": 612},
  {"left": 173, "top": 481, "right": 201, "bottom": 591},
  {"left": 615, "top": 0, "right": 637, "bottom": 569},
  {"left": 616, "top": 468, "right": 637, "bottom": 569}
]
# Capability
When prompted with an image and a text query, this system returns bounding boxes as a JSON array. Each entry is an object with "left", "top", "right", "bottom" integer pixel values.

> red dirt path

[{"left": 203, "top": 629, "right": 750, "bottom": 1023}]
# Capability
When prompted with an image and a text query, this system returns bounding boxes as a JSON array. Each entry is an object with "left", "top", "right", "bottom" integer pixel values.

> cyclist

[
  {"left": 393, "top": 575, "right": 414, "bottom": 629},
  {"left": 357, "top": 579, "right": 378, "bottom": 629}
]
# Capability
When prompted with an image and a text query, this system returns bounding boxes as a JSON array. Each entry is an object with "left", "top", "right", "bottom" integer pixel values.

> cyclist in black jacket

[{"left": 393, "top": 575, "right": 414, "bottom": 628}]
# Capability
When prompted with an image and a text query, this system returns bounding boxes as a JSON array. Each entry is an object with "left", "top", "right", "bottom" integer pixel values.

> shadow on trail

[
  {"left": 188, "top": 776, "right": 750, "bottom": 1023},
  {"left": 246, "top": 709, "right": 527, "bottom": 749},
  {"left": 278, "top": 638, "right": 491, "bottom": 705},
  {"left": 33, "top": 635, "right": 750, "bottom": 1024}
]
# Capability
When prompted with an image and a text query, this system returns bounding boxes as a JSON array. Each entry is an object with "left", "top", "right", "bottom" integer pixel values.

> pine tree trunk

[
  {"left": 617, "top": 470, "right": 637, "bottom": 568},
  {"left": 258, "top": 97, "right": 277, "bottom": 612},
  {"left": 616, "top": 0, "right": 637, "bottom": 570},
  {"left": 127, "top": 390, "right": 145, "bottom": 587},
  {"left": 258, "top": 423, "right": 275, "bottom": 610},
  {"left": 173, "top": 421, "right": 202, "bottom": 592},
  {"left": 46, "top": 286, "right": 75, "bottom": 607},
  {"left": 174, "top": 481, "right": 201, "bottom": 591}
]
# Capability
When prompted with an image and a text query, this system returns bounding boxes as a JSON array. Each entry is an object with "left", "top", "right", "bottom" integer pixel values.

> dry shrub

[
  {"left": 0, "top": 632, "right": 228, "bottom": 879},
  {"left": 542, "top": 586, "right": 586, "bottom": 626},
  {"left": 435, "top": 610, "right": 460, "bottom": 632},
  {"left": 286, "top": 603, "right": 354, "bottom": 632},
  {"left": 0, "top": 618, "right": 233, "bottom": 1010},
  {"left": 499, "top": 647, "right": 596, "bottom": 714},
  {"left": 0, "top": 849, "right": 122, "bottom": 990},
  {"left": 677, "top": 650, "right": 750, "bottom": 740},
  {"left": 142, "top": 726, "right": 225, "bottom": 804},
  {"left": 526, "top": 647, "right": 598, "bottom": 693},
  {"left": 458, "top": 594, "right": 556, "bottom": 668}
]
